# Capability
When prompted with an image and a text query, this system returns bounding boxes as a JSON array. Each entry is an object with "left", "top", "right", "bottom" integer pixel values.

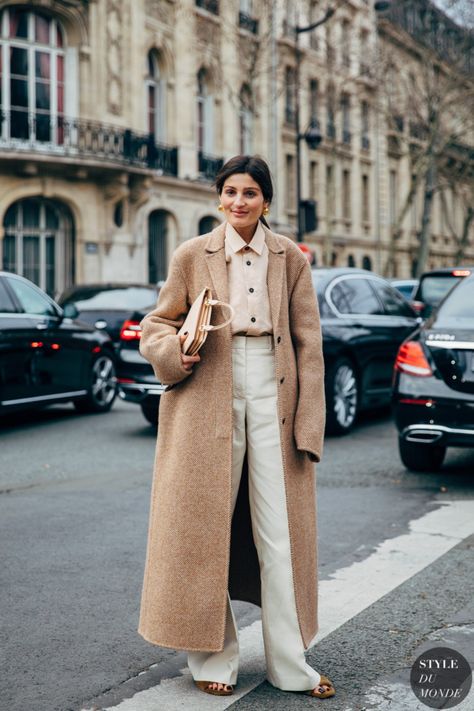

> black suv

[{"left": 0, "top": 272, "right": 117, "bottom": 417}]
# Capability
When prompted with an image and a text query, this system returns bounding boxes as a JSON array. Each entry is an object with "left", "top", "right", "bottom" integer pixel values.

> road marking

[{"left": 90, "top": 499, "right": 474, "bottom": 711}]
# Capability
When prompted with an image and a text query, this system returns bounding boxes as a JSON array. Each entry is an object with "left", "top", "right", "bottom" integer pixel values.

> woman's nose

[{"left": 234, "top": 194, "right": 245, "bottom": 205}]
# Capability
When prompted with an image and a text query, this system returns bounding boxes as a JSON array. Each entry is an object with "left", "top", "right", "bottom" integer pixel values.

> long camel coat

[{"left": 137, "top": 221, "right": 326, "bottom": 653}]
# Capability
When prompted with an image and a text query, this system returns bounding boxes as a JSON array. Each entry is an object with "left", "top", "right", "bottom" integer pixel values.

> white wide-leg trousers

[{"left": 187, "top": 335, "right": 321, "bottom": 691}]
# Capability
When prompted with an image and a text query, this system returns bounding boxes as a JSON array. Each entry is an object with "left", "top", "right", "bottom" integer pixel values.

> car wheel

[
  {"left": 141, "top": 399, "right": 159, "bottom": 427},
  {"left": 74, "top": 353, "right": 117, "bottom": 414},
  {"left": 325, "top": 357, "right": 358, "bottom": 435},
  {"left": 398, "top": 437, "right": 446, "bottom": 472}
]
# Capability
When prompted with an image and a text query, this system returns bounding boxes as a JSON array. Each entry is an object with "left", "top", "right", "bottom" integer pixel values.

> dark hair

[{"left": 214, "top": 155, "right": 273, "bottom": 228}]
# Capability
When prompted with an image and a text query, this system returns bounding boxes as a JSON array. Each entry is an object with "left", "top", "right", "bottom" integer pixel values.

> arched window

[
  {"left": 146, "top": 50, "right": 166, "bottom": 141},
  {"left": 0, "top": 7, "right": 65, "bottom": 143},
  {"left": 239, "top": 84, "right": 253, "bottom": 154},
  {"left": 3, "top": 197, "right": 74, "bottom": 296},
  {"left": 197, "top": 67, "right": 213, "bottom": 154},
  {"left": 148, "top": 210, "right": 169, "bottom": 284},
  {"left": 198, "top": 215, "right": 219, "bottom": 235},
  {"left": 347, "top": 254, "right": 356, "bottom": 267},
  {"left": 362, "top": 255, "right": 372, "bottom": 271}
]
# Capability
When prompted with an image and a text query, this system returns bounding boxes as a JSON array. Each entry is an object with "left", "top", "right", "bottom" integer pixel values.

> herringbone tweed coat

[{"left": 137, "top": 221, "right": 326, "bottom": 653}]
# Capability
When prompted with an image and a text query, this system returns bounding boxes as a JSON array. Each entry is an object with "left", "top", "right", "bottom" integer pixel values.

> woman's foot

[
  {"left": 194, "top": 680, "right": 234, "bottom": 696},
  {"left": 306, "top": 674, "right": 335, "bottom": 699}
]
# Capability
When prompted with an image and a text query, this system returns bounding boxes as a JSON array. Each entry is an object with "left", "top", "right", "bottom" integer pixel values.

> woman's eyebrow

[{"left": 224, "top": 185, "right": 261, "bottom": 191}]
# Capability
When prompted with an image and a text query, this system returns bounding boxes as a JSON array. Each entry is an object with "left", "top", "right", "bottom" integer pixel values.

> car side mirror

[{"left": 63, "top": 302, "right": 79, "bottom": 319}]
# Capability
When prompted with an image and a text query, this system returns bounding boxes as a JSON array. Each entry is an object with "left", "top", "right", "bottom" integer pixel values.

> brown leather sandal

[
  {"left": 305, "top": 674, "right": 336, "bottom": 699},
  {"left": 194, "top": 680, "right": 234, "bottom": 696}
]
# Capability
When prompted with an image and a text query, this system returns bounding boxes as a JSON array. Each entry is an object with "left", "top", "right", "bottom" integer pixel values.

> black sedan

[
  {"left": 312, "top": 268, "right": 419, "bottom": 433},
  {"left": 411, "top": 266, "right": 473, "bottom": 317},
  {"left": 0, "top": 272, "right": 117, "bottom": 417},
  {"left": 119, "top": 268, "right": 419, "bottom": 433},
  {"left": 393, "top": 274, "right": 474, "bottom": 471}
]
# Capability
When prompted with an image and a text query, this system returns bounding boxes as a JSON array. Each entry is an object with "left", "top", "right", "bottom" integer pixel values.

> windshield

[
  {"left": 435, "top": 278, "right": 474, "bottom": 328},
  {"left": 419, "top": 275, "right": 460, "bottom": 306},
  {"left": 67, "top": 287, "right": 158, "bottom": 310}
]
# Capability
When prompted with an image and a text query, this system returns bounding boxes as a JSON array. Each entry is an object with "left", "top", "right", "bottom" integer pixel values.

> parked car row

[{"left": 2, "top": 264, "right": 472, "bottom": 476}]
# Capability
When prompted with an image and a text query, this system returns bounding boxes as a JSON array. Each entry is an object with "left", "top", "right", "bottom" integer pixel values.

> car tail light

[
  {"left": 452, "top": 269, "right": 471, "bottom": 277},
  {"left": 395, "top": 341, "right": 433, "bottom": 377},
  {"left": 120, "top": 320, "right": 142, "bottom": 341}
]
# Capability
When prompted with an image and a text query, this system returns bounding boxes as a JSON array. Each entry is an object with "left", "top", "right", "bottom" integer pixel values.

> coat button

[
  {"left": 280, "top": 377, "right": 285, "bottom": 384},
  {"left": 277, "top": 336, "right": 281, "bottom": 343},
  {"left": 282, "top": 418, "right": 286, "bottom": 424}
]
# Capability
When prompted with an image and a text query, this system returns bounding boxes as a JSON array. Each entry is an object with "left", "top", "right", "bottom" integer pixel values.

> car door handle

[{"left": 36, "top": 322, "right": 48, "bottom": 330}]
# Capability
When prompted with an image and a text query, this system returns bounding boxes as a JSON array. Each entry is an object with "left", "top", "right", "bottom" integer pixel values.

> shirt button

[
  {"left": 244, "top": 246, "right": 250, "bottom": 251},
  {"left": 277, "top": 336, "right": 281, "bottom": 343},
  {"left": 246, "top": 260, "right": 251, "bottom": 266},
  {"left": 249, "top": 287, "right": 254, "bottom": 293},
  {"left": 251, "top": 317, "right": 256, "bottom": 323}
]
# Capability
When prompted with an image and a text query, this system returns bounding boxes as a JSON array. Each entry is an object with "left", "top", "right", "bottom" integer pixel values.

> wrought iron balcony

[
  {"left": 239, "top": 12, "right": 259, "bottom": 34},
  {"left": 196, "top": 0, "right": 219, "bottom": 15},
  {"left": 198, "top": 151, "right": 224, "bottom": 181},
  {"left": 0, "top": 112, "right": 178, "bottom": 175}
]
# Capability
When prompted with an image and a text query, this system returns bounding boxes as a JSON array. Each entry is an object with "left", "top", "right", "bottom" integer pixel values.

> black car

[
  {"left": 393, "top": 274, "right": 474, "bottom": 472},
  {"left": 57, "top": 283, "right": 160, "bottom": 343},
  {"left": 119, "top": 268, "right": 419, "bottom": 433},
  {"left": 312, "top": 268, "right": 419, "bottom": 433},
  {"left": 0, "top": 272, "right": 117, "bottom": 417},
  {"left": 412, "top": 266, "right": 473, "bottom": 318}
]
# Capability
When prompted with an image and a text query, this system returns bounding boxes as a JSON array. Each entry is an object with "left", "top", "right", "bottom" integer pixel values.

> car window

[
  {"left": 0, "top": 279, "right": 17, "bottom": 313},
  {"left": 63, "top": 287, "right": 158, "bottom": 310},
  {"left": 374, "top": 282, "right": 415, "bottom": 317},
  {"left": 395, "top": 284, "right": 415, "bottom": 300},
  {"left": 435, "top": 278, "right": 474, "bottom": 328},
  {"left": 6, "top": 277, "right": 57, "bottom": 316},
  {"left": 418, "top": 275, "right": 460, "bottom": 305},
  {"left": 330, "top": 278, "right": 382, "bottom": 315}
]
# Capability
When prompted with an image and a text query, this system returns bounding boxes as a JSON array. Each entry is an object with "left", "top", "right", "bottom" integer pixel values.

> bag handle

[{"left": 201, "top": 299, "right": 235, "bottom": 332}]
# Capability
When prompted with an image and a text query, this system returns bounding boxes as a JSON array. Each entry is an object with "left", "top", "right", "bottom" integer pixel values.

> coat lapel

[
  {"left": 204, "top": 221, "right": 287, "bottom": 326},
  {"left": 263, "top": 225, "right": 286, "bottom": 330},
  {"left": 204, "top": 222, "right": 229, "bottom": 303}
]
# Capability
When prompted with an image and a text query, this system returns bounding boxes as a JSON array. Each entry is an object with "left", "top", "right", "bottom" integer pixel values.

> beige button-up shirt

[{"left": 224, "top": 220, "right": 273, "bottom": 335}]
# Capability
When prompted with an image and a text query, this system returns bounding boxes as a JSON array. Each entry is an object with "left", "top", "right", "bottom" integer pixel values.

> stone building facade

[{"left": 0, "top": 0, "right": 472, "bottom": 298}]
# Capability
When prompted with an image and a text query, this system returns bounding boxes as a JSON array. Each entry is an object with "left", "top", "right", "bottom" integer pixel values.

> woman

[{"left": 137, "top": 155, "right": 335, "bottom": 700}]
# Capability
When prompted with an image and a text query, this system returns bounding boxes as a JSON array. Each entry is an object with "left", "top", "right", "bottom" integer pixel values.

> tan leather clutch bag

[{"left": 178, "top": 287, "right": 235, "bottom": 355}]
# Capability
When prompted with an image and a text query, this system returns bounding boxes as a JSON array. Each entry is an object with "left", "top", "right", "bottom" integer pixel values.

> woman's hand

[{"left": 179, "top": 334, "right": 201, "bottom": 371}]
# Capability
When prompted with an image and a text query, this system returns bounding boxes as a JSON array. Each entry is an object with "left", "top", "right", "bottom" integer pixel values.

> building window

[
  {"left": 326, "top": 25, "right": 335, "bottom": 65},
  {"left": 195, "top": 0, "right": 219, "bottom": 15},
  {"left": 3, "top": 197, "right": 74, "bottom": 297},
  {"left": 326, "top": 164, "right": 335, "bottom": 216},
  {"left": 341, "top": 94, "right": 351, "bottom": 144},
  {"left": 361, "top": 101, "right": 370, "bottom": 150},
  {"left": 309, "top": 1, "right": 320, "bottom": 50},
  {"left": 309, "top": 78, "right": 318, "bottom": 122},
  {"left": 197, "top": 67, "right": 213, "bottom": 154},
  {"left": 347, "top": 254, "right": 356, "bottom": 267},
  {"left": 359, "top": 29, "right": 370, "bottom": 75},
  {"left": 148, "top": 210, "right": 169, "bottom": 284},
  {"left": 239, "top": 84, "right": 253, "bottom": 154},
  {"left": 310, "top": 160, "right": 318, "bottom": 199},
  {"left": 362, "top": 174, "right": 370, "bottom": 223},
  {"left": 341, "top": 20, "right": 350, "bottom": 68},
  {"left": 342, "top": 169, "right": 351, "bottom": 221},
  {"left": 286, "top": 154, "right": 296, "bottom": 212},
  {"left": 285, "top": 66, "right": 296, "bottom": 126},
  {"left": 362, "top": 255, "right": 372, "bottom": 271},
  {"left": 390, "top": 169, "right": 398, "bottom": 227},
  {"left": 326, "top": 83, "right": 335, "bottom": 139},
  {"left": 146, "top": 50, "right": 166, "bottom": 141},
  {"left": 0, "top": 7, "right": 65, "bottom": 143},
  {"left": 198, "top": 215, "right": 220, "bottom": 235}
]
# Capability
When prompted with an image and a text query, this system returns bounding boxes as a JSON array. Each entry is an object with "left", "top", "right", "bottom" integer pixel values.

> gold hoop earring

[
  {"left": 263, "top": 207, "right": 269, "bottom": 216},
  {"left": 218, "top": 204, "right": 224, "bottom": 211}
]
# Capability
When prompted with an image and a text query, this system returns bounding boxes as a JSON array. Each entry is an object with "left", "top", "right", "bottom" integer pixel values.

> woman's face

[{"left": 220, "top": 173, "right": 269, "bottom": 232}]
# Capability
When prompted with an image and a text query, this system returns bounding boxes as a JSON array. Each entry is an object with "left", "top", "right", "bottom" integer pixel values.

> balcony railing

[
  {"left": 0, "top": 112, "right": 178, "bottom": 175},
  {"left": 196, "top": 0, "right": 219, "bottom": 15},
  {"left": 198, "top": 151, "right": 224, "bottom": 181},
  {"left": 239, "top": 12, "right": 258, "bottom": 34}
]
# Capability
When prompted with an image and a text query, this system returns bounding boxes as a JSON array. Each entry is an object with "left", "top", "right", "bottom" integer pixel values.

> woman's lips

[{"left": 232, "top": 211, "right": 248, "bottom": 216}]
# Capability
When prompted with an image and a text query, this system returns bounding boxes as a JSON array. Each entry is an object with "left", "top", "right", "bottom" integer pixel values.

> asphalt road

[{"left": 1, "top": 399, "right": 473, "bottom": 711}]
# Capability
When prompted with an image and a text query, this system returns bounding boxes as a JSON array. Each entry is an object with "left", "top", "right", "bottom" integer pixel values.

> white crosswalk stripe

[{"left": 82, "top": 499, "right": 474, "bottom": 711}]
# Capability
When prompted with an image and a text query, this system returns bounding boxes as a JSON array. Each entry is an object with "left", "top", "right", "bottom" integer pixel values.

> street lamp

[{"left": 294, "top": 7, "right": 335, "bottom": 242}]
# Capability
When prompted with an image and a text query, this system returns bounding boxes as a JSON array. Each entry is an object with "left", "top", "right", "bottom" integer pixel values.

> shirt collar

[{"left": 225, "top": 220, "right": 266, "bottom": 256}]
